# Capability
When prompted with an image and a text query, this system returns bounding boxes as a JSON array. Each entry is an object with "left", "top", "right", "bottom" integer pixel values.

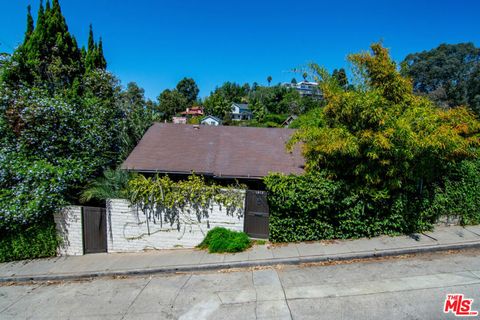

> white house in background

[
  {"left": 231, "top": 103, "right": 253, "bottom": 121},
  {"left": 283, "top": 81, "right": 321, "bottom": 98},
  {"left": 201, "top": 115, "right": 222, "bottom": 126}
]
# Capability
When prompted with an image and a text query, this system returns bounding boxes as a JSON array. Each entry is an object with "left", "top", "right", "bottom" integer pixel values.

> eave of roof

[{"left": 121, "top": 123, "right": 305, "bottom": 178}]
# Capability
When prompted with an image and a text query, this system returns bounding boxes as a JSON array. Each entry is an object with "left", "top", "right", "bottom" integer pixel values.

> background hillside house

[
  {"left": 181, "top": 106, "right": 204, "bottom": 117},
  {"left": 283, "top": 80, "right": 321, "bottom": 98},
  {"left": 201, "top": 115, "right": 222, "bottom": 126},
  {"left": 231, "top": 103, "right": 253, "bottom": 120}
]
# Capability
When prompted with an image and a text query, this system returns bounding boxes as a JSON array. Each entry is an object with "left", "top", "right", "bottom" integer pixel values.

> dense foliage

[
  {"left": 126, "top": 174, "right": 245, "bottom": 234},
  {"left": 291, "top": 44, "right": 480, "bottom": 197},
  {"left": 0, "top": 219, "right": 59, "bottom": 262},
  {"left": 202, "top": 81, "right": 322, "bottom": 123},
  {"left": 176, "top": 77, "right": 200, "bottom": 105},
  {"left": 266, "top": 43, "right": 480, "bottom": 242},
  {"left": 428, "top": 159, "right": 480, "bottom": 225},
  {"left": 80, "top": 169, "right": 133, "bottom": 203},
  {"left": 2, "top": 0, "right": 480, "bottom": 259},
  {"left": 401, "top": 43, "right": 480, "bottom": 114},
  {"left": 198, "top": 227, "right": 252, "bottom": 253},
  {"left": 0, "top": 0, "right": 157, "bottom": 260},
  {"left": 157, "top": 88, "right": 188, "bottom": 120}
]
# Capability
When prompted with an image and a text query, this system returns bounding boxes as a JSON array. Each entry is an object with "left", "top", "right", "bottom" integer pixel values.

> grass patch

[{"left": 198, "top": 227, "right": 252, "bottom": 253}]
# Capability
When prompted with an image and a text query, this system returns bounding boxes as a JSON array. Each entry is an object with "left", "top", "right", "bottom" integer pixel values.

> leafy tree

[
  {"left": 157, "top": 89, "right": 188, "bottom": 120},
  {"left": 302, "top": 72, "right": 308, "bottom": 81},
  {"left": 3, "top": 0, "right": 83, "bottom": 92},
  {"left": 290, "top": 43, "right": 480, "bottom": 202},
  {"left": 291, "top": 78, "right": 297, "bottom": 84},
  {"left": 0, "top": 0, "right": 147, "bottom": 235},
  {"left": 203, "top": 90, "right": 230, "bottom": 118},
  {"left": 248, "top": 85, "right": 317, "bottom": 115},
  {"left": 467, "top": 64, "right": 480, "bottom": 115},
  {"left": 117, "top": 82, "right": 157, "bottom": 159},
  {"left": 84, "top": 25, "right": 107, "bottom": 72},
  {"left": 332, "top": 68, "right": 348, "bottom": 88},
  {"left": 289, "top": 107, "right": 326, "bottom": 129},
  {"left": 176, "top": 77, "right": 199, "bottom": 105},
  {"left": 267, "top": 44, "right": 480, "bottom": 241},
  {"left": 267, "top": 75, "right": 272, "bottom": 86},
  {"left": 203, "top": 82, "right": 249, "bottom": 117},
  {"left": 24, "top": 5, "right": 34, "bottom": 43},
  {"left": 401, "top": 43, "right": 480, "bottom": 111}
]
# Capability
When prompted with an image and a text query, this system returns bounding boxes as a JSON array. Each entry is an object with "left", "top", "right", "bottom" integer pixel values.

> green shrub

[
  {"left": 265, "top": 171, "right": 341, "bottom": 242},
  {"left": 198, "top": 227, "right": 252, "bottom": 253},
  {"left": 264, "top": 114, "right": 289, "bottom": 124},
  {"left": 264, "top": 171, "right": 440, "bottom": 243},
  {"left": 428, "top": 160, "right": 480, "bottom": 225},
  {"left": 288, "top": 107, "right": 325, "bottom": 129},
  {"left": 0, "top": 219, "right": 59, "bottom": 262}
]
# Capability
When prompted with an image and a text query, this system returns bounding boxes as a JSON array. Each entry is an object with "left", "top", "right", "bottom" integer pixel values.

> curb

[{"left": 2, "top": 241, "right": 480, "bottom": 283}]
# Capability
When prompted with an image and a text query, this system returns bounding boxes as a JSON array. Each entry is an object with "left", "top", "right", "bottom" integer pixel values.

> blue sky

[{"left": 0, "top": 0, "right": 479, "bottom": 99}]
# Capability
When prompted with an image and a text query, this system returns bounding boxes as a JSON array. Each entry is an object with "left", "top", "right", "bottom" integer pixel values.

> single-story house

[
  {"left": 55, "top": 123, "right": 305, "bottom": 255},
  {"left": 201, "top": 115, "right": 222, "bottom": 126},
  {"left": 231, "top": 103, "right": 253, "bottom": 121},
  {"left": 122, "top": 123, "right": 304, "bottom": 182}
]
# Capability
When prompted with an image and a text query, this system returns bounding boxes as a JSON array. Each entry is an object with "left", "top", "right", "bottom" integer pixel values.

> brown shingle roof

[{"left": 121, "top": 123, "right": 305, "bottom": 179}]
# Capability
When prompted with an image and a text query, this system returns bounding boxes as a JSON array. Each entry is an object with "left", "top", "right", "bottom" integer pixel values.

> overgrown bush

[
  {"left": 266, "top": 43, "right": 480, "bottom": 243},
  {"left": 265, "top": 172, "right": 439, "bottom": 243},
  {"left": 428, "top": 160, "right": 480, "bottom": 225},
  {"left": 198, "top": 227, "right": 251, "bottom": 253},
  {"left": 265, "top": 162, "right": 480, "bottom": 243},
  {"left": 0, "top": 218, "right": 59, "bottom": 262}
]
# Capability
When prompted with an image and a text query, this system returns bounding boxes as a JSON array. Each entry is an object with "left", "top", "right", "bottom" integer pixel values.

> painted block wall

[
  {"left": 106, "top": 198, "right": 245, "bottom": 252},
  {"left": 54, "top": 206, "right": 84, "bottom": 255}
]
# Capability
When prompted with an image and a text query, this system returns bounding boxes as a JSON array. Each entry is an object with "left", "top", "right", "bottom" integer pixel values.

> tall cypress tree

[
  {"left": 85, "top": 24, "right": 95, "bottom": 71},
  {"left": 87, "top": 24, "right": 95, "bottom": 52},
  {"left": 36, "top": 1, "right": 45, "bottom": 32},
  {"left": 85, "top": 25, "right": 107, "bottom": 71},
  {"left": 24, "top": 5, "right": 34, "bottom": 43},
  {"left": 96, "top": 38, "right": 107, "bottom": 70},
  {"left": 16, "top": 0, "right": 82, "bottom": 90}
]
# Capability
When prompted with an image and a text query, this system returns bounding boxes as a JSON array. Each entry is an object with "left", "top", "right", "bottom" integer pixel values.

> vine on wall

[{"left": 126, "top": 174, "right": 246, "bottom": 236}]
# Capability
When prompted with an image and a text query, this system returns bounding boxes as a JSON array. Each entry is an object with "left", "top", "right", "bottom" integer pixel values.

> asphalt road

[{"left": 1, "top": 249, "right": 480, "bottom": 319}]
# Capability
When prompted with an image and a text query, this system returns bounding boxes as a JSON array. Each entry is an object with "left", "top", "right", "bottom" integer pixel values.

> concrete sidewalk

[{"left": 1, "top": 225, "right": 480, "bottom": 283}]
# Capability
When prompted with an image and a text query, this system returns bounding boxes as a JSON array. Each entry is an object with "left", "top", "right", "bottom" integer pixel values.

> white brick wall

[
  {"left": 106, "top": 198, "right": 245, "bottom": 252},
  {"left": 54, "top": 206, "right": 83, "bottom": 256}
]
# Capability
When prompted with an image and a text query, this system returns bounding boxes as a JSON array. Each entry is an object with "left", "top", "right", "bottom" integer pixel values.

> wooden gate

[
  {"left": 82, "top": 206, "right": 107, "bottom": 254},
  {"left": 244, "top": 190, "right": 269, "bottom": 239}
]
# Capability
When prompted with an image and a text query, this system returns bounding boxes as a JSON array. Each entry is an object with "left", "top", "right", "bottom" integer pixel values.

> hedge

[
  {"left": 0, "top": 218, "right": 59, "bottom": 262},
  {"left": 264, "top": 163, "right": 480, "bottom": 243}
]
